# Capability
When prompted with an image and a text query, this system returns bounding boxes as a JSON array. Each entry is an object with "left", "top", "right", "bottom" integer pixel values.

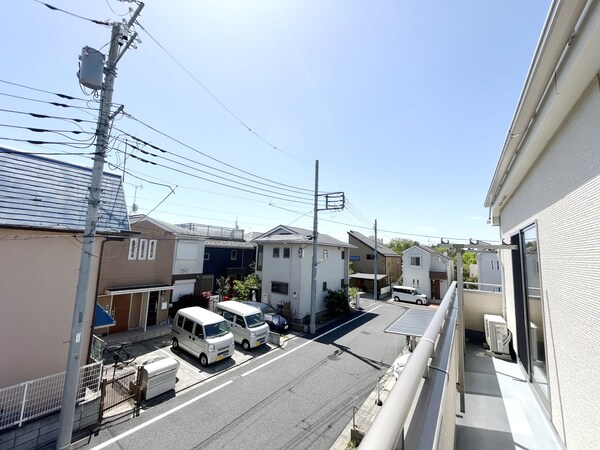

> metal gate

[{"left": 100, "top": 367, "right": 141, "bottom": 420}]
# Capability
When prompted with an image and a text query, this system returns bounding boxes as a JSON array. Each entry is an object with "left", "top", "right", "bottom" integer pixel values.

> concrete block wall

[{"left": 0, "top": 397, "right": 100, "bottom": 449}]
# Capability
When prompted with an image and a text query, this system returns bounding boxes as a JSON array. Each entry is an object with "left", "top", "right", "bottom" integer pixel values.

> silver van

[
  {"left": 392, "top": 286, "right": 429, "bottom": 305},
  {"left": 171, "top": 307, "right": 235, "bottom": 366},
  {"left": 215, "top": 301, "right": 270, "bottom": 350}
]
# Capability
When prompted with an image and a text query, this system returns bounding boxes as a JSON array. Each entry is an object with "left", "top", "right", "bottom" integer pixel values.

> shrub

[{"left": 324, "top": 289, "right": 350, "bottom": 316}]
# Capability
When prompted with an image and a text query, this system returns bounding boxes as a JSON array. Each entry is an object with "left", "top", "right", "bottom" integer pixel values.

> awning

[
  {"left": 384, "top": 308, "right": 436, "bottom": 337},
  {"left": 94, "top": 304, "right": 116, "bottom": 328},
  {"left": 104, "top": 285, "right": 174, "bottom": 296},
  {"left": 349, "top": 273, "right": 387, "bottom": 280}
]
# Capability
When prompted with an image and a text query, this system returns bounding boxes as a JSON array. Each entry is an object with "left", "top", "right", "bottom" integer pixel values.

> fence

[
  {"left": 100, "top": 367, "right": 141, "bottom": 420},
  {"left": 0, "top": 362, "right": 102, "bottom": 431},
  {"left": 91, "top": 334, "right": 105, "bottom": 362}
]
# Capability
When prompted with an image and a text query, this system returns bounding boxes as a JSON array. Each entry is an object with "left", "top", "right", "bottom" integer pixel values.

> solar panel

[{"left": 385, "top": 307, "right": 436, "bottom": 337}]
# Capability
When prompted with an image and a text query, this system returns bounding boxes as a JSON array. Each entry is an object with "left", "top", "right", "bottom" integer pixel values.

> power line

[
  {"left": 133, "top": 21, "right": 313, "bottom": 166},
  {"left": 34, "top": 0, "right": 112, "bottom": 26},
  {"left": 0, "top": 79, "right": 101, "bottom": 104},
  {"left": 120, "top": 112, "right": 315, "bottom": 194}
]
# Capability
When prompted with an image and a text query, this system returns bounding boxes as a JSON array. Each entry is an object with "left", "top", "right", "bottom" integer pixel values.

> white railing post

[{"left": 18, "top": 382, "right": 28, "bottom": 427}]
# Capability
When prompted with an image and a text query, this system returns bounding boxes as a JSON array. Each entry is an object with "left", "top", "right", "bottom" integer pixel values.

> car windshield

[
  {"left": 246, "top": 313, "right": 265, "bottom": 328},
  {"left": 261, "top": 304, "right": 276, "bottom": 315},
  {"left": 204, "top": 320, "right": 230, "bottom": 338}
]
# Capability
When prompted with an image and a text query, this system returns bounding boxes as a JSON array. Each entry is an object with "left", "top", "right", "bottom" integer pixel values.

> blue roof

[{"left": 0, "top": 147, "right": 130, "bottom": 233}]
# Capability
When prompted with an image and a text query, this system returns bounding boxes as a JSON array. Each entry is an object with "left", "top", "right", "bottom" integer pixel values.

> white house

[
  {"left": 476, "top": 251, "right": 502, "bottom": 292},
  {"left": 402, "top": 246, "right": 454, "bottom": 300},
  {"left": 484, "top": 2, "right": 600, "bottom": 447},
  {"left": 252, "top": 225, "right": 352, "bottom": 323}
]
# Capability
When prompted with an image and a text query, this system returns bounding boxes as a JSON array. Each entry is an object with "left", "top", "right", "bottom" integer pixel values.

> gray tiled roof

[
  {"left": 253, "top": 224, "right": 353, "bottom": 248},
  {"left": 0, "top": 147, "right": 130, "bottom": 233}
]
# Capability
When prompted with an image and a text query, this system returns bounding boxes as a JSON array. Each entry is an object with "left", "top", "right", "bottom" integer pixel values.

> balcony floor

[{"left": 456, "top": 340, "right": 564, "bottom": 449}]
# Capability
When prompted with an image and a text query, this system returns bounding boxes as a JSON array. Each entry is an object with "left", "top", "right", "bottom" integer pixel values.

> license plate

[
  {"left": 255, "top": 341, "right": 261, "bottom": 347},
  {"left": 216, "top": 355, "right": 223, "bottom": 361}
]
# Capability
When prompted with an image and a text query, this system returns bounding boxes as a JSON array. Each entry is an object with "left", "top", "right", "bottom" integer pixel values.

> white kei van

[
  {"left": 392, "top": 286, "right": 429, "bottom": 305},
  {"left": 171, "top": 307, "right": 235, "bottom": 366},
  {"left": 215, "top": 301, "right": 270, "bottom": 351}
]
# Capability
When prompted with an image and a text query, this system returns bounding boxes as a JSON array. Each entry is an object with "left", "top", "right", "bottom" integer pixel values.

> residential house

[
  {"left": 476, "top": 250, "right": 501, "bottom": 292},
  {"left": 347, "top": 230, "right": 401, "bottom": 293},
  {"left": 484, "top": 2, "right": 600, "bottom": 447},
  {"left": 94, "top": 216, "right": 206, "bottom": 337},
  {"left": 252, "top": 225, "right": 352, "bottom": 323},
  {"left": 176, "top": 223, "right": 255, "bottom": 294},
  {"left": 402, "top": 245, "right": 454, "bottom": 300},
  {"left": 0, "top": 147, "right": 129, "bottom": 388}
]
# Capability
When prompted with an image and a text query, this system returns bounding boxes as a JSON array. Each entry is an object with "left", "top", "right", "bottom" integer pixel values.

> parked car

[
  {"left": 245, "top": 301, "right": 289, "bottom": 333},
  {"left": 391, "top": 286, "right": 429, "bottom": 305}
]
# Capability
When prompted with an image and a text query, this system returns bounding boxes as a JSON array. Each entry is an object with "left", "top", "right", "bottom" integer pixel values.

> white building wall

[
  {"left": 173, "top": 239, "right": 205, "bottom": 275},
  {"left": 477, "top": 252, "right": 502, "bottom": 292},
  {"left": 402, "top": 247, "right": 431, "bottom": 297},
  {"left": 498, "top": 79, "right": 600, "bottom": 449},
  {"left": 259, "top": 243, "right": 346, "bottom": 320}
]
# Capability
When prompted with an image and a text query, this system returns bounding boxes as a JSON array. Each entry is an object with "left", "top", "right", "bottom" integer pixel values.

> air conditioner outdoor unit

[{"left": 484, "top": 314, "right": 511, "bottom": 355}]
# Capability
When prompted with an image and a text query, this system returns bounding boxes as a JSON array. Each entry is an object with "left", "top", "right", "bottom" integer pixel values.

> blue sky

[{"left": 1, "top": 0, "right": 551, "bottom": 244}]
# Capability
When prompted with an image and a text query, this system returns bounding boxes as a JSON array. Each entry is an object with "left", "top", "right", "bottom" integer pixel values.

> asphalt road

[{"left": 82, "top": 300, "right": 409, "bottom": 450}]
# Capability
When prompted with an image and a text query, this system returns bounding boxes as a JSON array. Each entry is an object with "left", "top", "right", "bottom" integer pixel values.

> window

[
  {"left": 491, "top": 260, "right": 494, "bottom": 270},
  {"left": 271, "top": 281, "right": 288, "bottom": 295},
  {"left": 410, "top": 256, "right": 421, "bottom": 267},
  {"left": 194, "top": 324, "right": 204, "bottom": 339},
  {"left": 496, "top": 260, "right": 500, "bottom": 270},
  {"left": 257, "top": 244, "right": 263, "bottom": 271},
  {"left": 176, "top": 314, "right": 184, "bottom": 328},
  {"left": 341, "top": 279, "right": 345, "bottom": 288},
  {"left": 323, "top": 250, "right": 328, "bottom": 259},
  {"left": 204, "top": 253, "right": 210, "bottom": 260},
  {"left": 128, "top": 238, "right": 138, "bottom": 260},
  {"left": 138, "top": 239, "right": 148, "bottom": 260},
  {"left": 341, "top": 250, "right": 345, "bottom": 259},
  {"left": 182, "top": 318, "right": 194, "bottom": 333},
  {"left": 366, "top": 254, "right": 375, "bottom": 260},
  {"left": 231, "top": 250, "right": 238, "bottom": 261},
  {"left": 221, "top": 310, "right": 235, "bottom": 322},
  {"left": 322, "top": 282, "right": 327, "bottom": 292},
  {"left": 283, "top": 248, "right": 290, "bottom": 259},
  {"left": 148, "top": 240, "right": 157, "bottom": 260},
  {"left": 235, "top": 315, "right": 245, "bottom": 328},
  {"left": 273, "top": 247, "right": 280, "bottom": 258}
]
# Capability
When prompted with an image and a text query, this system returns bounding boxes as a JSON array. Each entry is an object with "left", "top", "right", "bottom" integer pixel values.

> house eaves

[
  {"left": 130, "top": 215, "right": 205, "bottom": 239},
  {"left": 0, "top": 147, "right": 130, "bottom": 233},
  {"left": 348, "top": 230, "right": 399, "bottom": 257},
  {"left": 254, "top": 225, "right": 354, "bottom": 248},
  {"left": 485, "top": 0, "right": 598, "bottom": 225}
]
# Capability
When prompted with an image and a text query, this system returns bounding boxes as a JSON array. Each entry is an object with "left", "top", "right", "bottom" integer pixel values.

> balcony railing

[{"left": 360, "top": 281, "right": 460, "bottom": 449}]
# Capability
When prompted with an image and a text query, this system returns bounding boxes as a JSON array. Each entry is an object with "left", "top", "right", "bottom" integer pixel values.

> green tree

[
  {"left": 216, "top": 276, "right": 231, "bottom": 300},
  {"left": 324, "top": 289, "right": 350, "bottom": 316},
  {"left": 233, "top": 273, "right": 262, "bottom": 301},
  {"left": 387, "top": 238, "right": 420, "bottom": 255}
]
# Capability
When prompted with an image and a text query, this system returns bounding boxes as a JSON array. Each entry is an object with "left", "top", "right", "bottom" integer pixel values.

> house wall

[
  {"left": 203, "top": 245, "right": 255, "bottom": 290},
  {"left": 477, "top": 252, "right": 502, "bottom": 292},
  {"left": 0, "top": 230, "right": 100, "bottom": 388},
  {"left": 402, "top": 247, "right": 431, "bottom": 297},
  {"left": 497, "top": 79, "right": 600, "bottom": 449},
  {"left": 259, "top": 243, "right": 347, "bottom": 320},
  {"left": 348, "top": 236, "right": 401, "bottom": 283}
]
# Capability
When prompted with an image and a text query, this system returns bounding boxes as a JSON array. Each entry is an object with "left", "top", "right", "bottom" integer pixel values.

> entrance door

[
  {"left": 431, "top": 279, "right": 441, "bottom": 299},
  {"left": 111, "top": 295, "right": 131, "bottom": 333},
  {"left": 147, "top": 291, "right": 159, "bottom": 327}
]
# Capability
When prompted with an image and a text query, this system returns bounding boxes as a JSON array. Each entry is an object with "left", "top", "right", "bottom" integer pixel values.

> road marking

[
  {"left": 90, "top": 303, "right": 383, "bottom": 448},
  {"left": 241, "top": 304, "right": 382, "bottom": 378},
  {"left": 90, "top": 380, "right": 234, "bottom": 450}
]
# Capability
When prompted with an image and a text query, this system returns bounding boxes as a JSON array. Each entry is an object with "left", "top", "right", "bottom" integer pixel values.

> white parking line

[{"left": 90, "top": 304, "right": 383, "bottom": 448}]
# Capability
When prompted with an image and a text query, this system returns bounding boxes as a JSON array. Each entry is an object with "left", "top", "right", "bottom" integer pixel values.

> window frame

[
  {"left": 128, "top": 238, "right": 139, "bottom": 260},
  {"left": 148, "top": 239, "right": 157, "bottom": 260}
]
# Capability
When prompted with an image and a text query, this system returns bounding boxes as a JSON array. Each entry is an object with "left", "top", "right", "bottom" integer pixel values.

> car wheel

[
  {"left": 199, "top": 353, "right": 208, "bottom": 367},
  {"left": 242, "top": 340, "right": 251, "bottom": 351},
  {"left": 394, "top": 296, "right": 400, "bottom": 302},
  {"left": 416, "top": 299, "right": 422, "bottom": 305},
  {"left": 172, "top": 338, "right": 178, "bottom": 349}
]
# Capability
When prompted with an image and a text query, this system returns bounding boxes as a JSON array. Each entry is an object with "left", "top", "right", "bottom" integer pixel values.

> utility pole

[
  {"left": 57, "top": 4, "right": 143, "bottom": 448},
  {"left": 308, "top": 162, "right": 345, "bottom": 334},
  {"left": 373, "top": 219, "right": 378, "bottom": 300},
  {"left": 309, "top": 160, "right": 319, "bottom": 335}
]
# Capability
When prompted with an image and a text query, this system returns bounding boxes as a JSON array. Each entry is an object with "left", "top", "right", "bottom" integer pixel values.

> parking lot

[{"left": 103, "top": 332, "right": 297, "bottom": 394}]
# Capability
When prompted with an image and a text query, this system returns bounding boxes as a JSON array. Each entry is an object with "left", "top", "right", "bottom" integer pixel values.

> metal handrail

[{"left": 359, "top": 281, "right": 458, "bottom": 449}]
